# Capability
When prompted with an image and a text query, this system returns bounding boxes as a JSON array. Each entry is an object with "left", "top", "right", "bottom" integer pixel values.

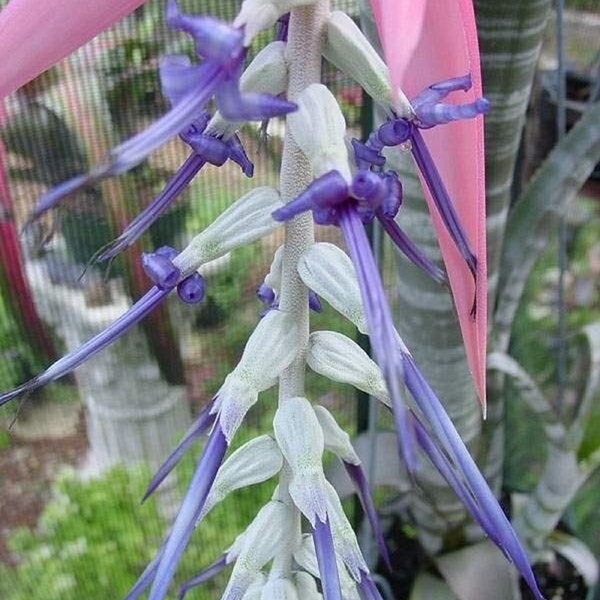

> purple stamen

[
  {"left": 215, "top": 71, "right": 297, "bottom": 121},
  {"left": 312, "top": 518, "right": 342, "bottom": 600},
  {"left": 343, "top": 462, "right": 391, "bottom": 570},
  {"left": 142, "top": 251, "right": 181, "bottom": 290},
  {"left": 356, "top": 571, "right": 386, "bottom": 600},
  {"left": 338, "top": 206, "right": 417, "bottom": 472},
  {"left": 178, "top": 554, "right": 228, "bottom": 599},
  {"left": 0, "top": 287, "right": 171, "bottom": 408},
  {"left": 377, "top": 216, "right": 448, "bottom": 285},
  {"left": 402, "top": 357, "right": 545, "bottom": 600},
  {"left": 148, "top": 423, "right": 227, "bottom": 600},
  {"left": 96, "top": 154, "right": 206, "bottom": 262},
  {"left": 177, "top": 272, "right": 206, "bottom": 304},
  {"left": 143, "top": 400, "right": 217, "bottom": 501},
  {"left": 409, "top": 128, "right": 477, "bottom": 279}
]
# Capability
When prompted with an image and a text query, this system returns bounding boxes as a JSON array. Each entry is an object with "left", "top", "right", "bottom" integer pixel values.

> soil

[{"left": 0, "top": 401, "right": 87, "bottom": 566}]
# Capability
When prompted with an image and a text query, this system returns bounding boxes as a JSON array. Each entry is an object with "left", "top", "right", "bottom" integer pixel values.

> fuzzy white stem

[{"left": 278, "top": 1, "right": 329, "bottom": 401}]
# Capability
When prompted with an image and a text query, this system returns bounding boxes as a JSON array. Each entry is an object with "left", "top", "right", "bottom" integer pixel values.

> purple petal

[
  {"left": 343, "top": 462, "right": 391, "bottom": 570},
  {"left": 0, "top": 287, "right": 170, "bottom": 407},
  {"left": 148, "top": 424, "right": 227, "bottom": 600},
  {"left": 177, "top": 273, "right": 206, "bottom": 304},
  {"left": 356, "top": 571, "right": 385, "bottom": 600},
  {"left": 107, "top": 60, "right": 224, "bottom": 174},
  {"left": 338, "top": 206, "right": 417, "bottom": 472},
  {"left": 377, "top": 216, "right": 448, "bottom": 285},
  {"left": 215, "top": 76, "right": 297, "bottom": 121},
  {"left": 409, "top": 128, "right": 477, "bottom": 279},
  {"left": 165, "top": 0, "right": 244, "bottom": 62},
  {"left": 377, "top": 119, "right": 411, "bottom": 147},
  {"left": 182, "top": 131, "right": 230, "bottom": 166},
  {"left": 312, "top": 518, "right": 342, "bottom": 600},
  {"left": 143, "top": 400, "right": 216, "bottom": 501},
  {"left": 415, "top": 97, "right": 490, "bottom": 128},
  {"left": 159, "top": 54, "right": 211, "bottom": 108},
  {"left": 142, "top": 252, "right": 181, "bottom": 290},
  {"left": 403, "top": 357, "right": 545, "bottom": 600},
  {"left": 351, "top": 139, "right": 386, "bottom": 169},
  {"left": 97, "top": 154, "right": 206, "bottom": 262},
  {"left": 276, "top": 12, "right": 290, "bottom": 42},
  {"left": 25, "top": 172, "right": 99, "bottom": 226},
  {"left": 178, "top": 554, "right": 228, "bottom": 599},
  {"left": 271, "top": 170, "right": 349, "bottom": 223},
  {"left": 411, "top": 74, "right": 473, "bottom": 110}
]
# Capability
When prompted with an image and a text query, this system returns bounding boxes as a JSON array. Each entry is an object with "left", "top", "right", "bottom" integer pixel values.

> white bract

[
  {"left": 201, "top": 436, "right": 283, "bottom": 517},
  {"left": 264, "top": 245, "right": 284, "bottom": 293},
  {"left": 234, "top": 0, "right": 317, "bottom": 45},
  {"left": 287, "top": 84, "right": 352, "bottom": 180},
  {"left": 322, "top": 10, "right": 410, "bottom": 116},
  {"left": 308, "top": 331, "right": 390, "bottom": 405},
  {"left": 324, "top": 481, "right": 369, "bottom": 581},
  {"left": 313, "top": 404, "right": 360, "bottom": 465},
  {"left": 174, "top": 187, "right": 283, "bottom": 277},
  {"left": 213, "top": 310, "right": 299, "bottom": 442},
  {"left": 260, "top": 578, "right": 299, "bottom": 600},
  {"left": 293, "top": 572, "right": 322, "bottom": 599},
  {"left": 223, "top": 501, "right": 294, "bottom": 600},
  {"left": 298, "top": 242, "right": 367, "bottom": 332},
  {"left": 273, "top": 397, "right": 328, "bottom": 525}
]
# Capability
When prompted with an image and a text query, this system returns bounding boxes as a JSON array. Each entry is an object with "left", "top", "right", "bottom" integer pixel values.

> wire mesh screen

[{"left": 0, "top": 1, "right": 362, "bottom": 598}]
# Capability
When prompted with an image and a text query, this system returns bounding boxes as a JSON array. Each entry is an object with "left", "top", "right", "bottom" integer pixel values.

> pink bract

[
  {"left": 370, "top": 0, "right": 488, "bottom": 407},
  {"left": 0, "top": 0, "right": 148, "bottom": 98}
]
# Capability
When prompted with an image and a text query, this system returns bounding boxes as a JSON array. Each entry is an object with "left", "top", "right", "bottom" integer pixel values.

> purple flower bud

[
  {"left": 415, "top": 97, "right": 490, "bottom": 127},
  {"left": 177, "top": 273, "right": 206, "bottom": 304},
  {"left": 377, "top": 119, "right": 412, "bottom": 146},
  {"left": 256, "top": 283, "right": 276, "bottom": 305},
  {"left": 380, "top": 171, "right": 402, "bottom": 219},
  {"left": 351, "top": 139, "right": 385, "bottom": 169},
  {"left": 226, "top": 134, "right": 254, "bottom": 177},
  {"left": 154, "top": 245, "right": 178, "bottom": 261},
  {"left": 309, "top": 291, "right": 322, "bottom": 313},
  {"left": 142, "top": 252, "right": 181, "bottom": 290},
  {"left": 181, "top": 131, "right": 230, "bottom": 166}
]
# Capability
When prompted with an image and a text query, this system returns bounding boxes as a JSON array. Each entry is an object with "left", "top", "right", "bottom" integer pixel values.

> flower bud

[
  {"left": 307, "top": 331, "right": 389, "bottom": 405},
  {"left": 202, "top": 436, "right": 283, "bottom": 517},
  {"left": 213, "top": 310, "right": 299, "bottom": 442},
  {"left": 273, "top": 397, "right": 328, "bottom": 525},
  {"left": 287, "top": 84, "right": 352, "bottom": 180},
  {"left": 313, "top": 405, "right": 360, "bottom": 464},
  {"left": 323, "top": 11, "right": 411, "bottom": 116},
  {"left": 174, "top": 186, "right": 282, "bottom": 278},
  {"left": 297, "top": 243, "right": 367, "bottom": 333}
]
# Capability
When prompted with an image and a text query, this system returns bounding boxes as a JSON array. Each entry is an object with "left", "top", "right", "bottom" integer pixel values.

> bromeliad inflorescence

[{"left": 0, "top": 0, "right": 545, "bottom": 599}]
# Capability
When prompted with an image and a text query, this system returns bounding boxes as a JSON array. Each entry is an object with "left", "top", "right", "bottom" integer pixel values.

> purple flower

[{"left": 178, "top": 554, "right": 228, "bottom": 599}]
